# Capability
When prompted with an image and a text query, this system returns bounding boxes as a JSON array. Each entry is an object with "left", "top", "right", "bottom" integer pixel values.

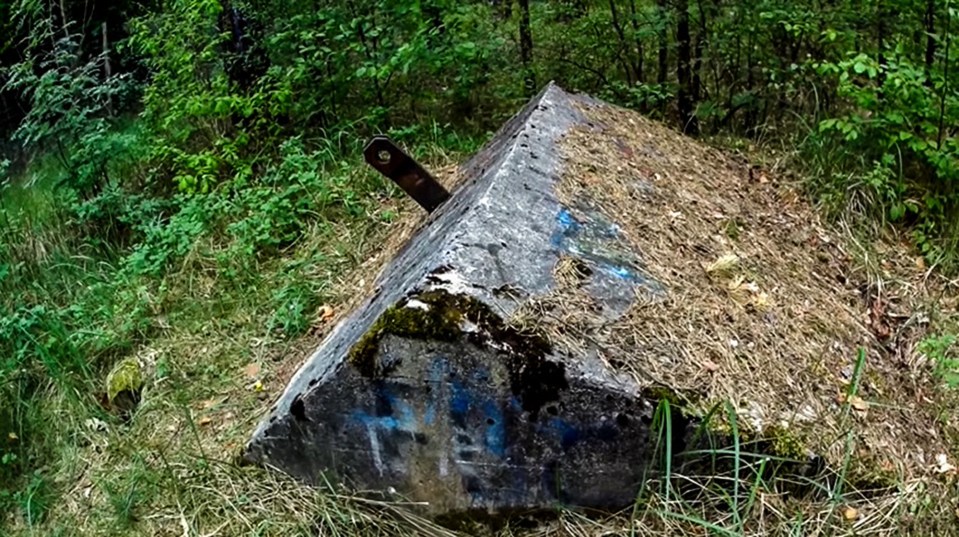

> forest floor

[{"left": 5, "top": 117, "right": 959, "bottom": 537}]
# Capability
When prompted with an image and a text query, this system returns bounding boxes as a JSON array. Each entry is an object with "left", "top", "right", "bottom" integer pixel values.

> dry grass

[{"left": 523, "top": 99, "right": 959, "bottom": 486}]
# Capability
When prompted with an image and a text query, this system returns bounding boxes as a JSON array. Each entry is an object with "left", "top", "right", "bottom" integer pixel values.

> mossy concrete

[{"left": 245, "top": 84, "right": 675, "bottom": 514}]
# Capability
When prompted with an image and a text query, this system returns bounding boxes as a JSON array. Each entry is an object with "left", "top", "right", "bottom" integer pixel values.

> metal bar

[{"left": 363, "top": 136, "right": 450, "bottom": 213}]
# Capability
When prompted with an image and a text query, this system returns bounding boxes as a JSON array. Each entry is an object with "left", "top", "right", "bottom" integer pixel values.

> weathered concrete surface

[{"left": 245, "top": 83, "right": 670, "bottom": 514}]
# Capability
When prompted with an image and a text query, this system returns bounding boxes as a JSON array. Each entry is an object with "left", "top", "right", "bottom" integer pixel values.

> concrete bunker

[
  {"left": 247, "top": 83, "right": 947, "bottom": 517},
  {"left": 245, "top": 84, "right": 676, "bottom": 514}
]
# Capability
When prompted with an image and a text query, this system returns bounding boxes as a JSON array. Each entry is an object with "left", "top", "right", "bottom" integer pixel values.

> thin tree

[
  {"left": 518, "top": 0, "right": 536, "bottom": 96},
  {"left": 676, "top": 0, "right": 698, "bottom": 134}
]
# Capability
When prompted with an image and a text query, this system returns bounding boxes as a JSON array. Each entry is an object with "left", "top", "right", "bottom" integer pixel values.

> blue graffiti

[
  {"left": 350, "top": 357, "right": 515, "bottom": 482},
  {"left": 545, "top": 417, "right": 580, "bottom": 450},
  {"left": 482, "top": 400, "right": 506, "bottom": 457},
  {"left": 601, "top": 264, "right": 645, "bottom": 283},
  {"left": 449, "top": 380, "right": 472, "bottom": 423},
  {"left": 551, "top": 207, "right": 648, "bottom": 282},
  {"left": 352, "top": 388, "right": 417, "bottom": 432},
  {"left": 449, "top": 374, "right": 507, "bottom": 458},
  {"left": 554, "top": 208, "right": 582, "bottom": 243},
  {"left": 350, "top": 357, "right": 631, "bottom": 504}
]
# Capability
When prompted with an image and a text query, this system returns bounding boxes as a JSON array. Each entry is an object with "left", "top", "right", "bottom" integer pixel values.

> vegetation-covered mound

[{"left": 522, "top": 99, "right": 959, "bottom": 489}]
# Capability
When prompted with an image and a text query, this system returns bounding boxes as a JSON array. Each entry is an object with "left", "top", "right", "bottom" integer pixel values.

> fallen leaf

[
  {"left": 318, "top": 305, "right": 335, "bottom": 322},
  {"left": 916, "top": 256, "right": 926, "bottom": 270},
  {"left": 241, "top": 362, "right": 261, "bottom": 379},
  {"left": 835, "top": 393, "right": 868, "bottom": 411},
  {"left": 84, "top": 418, "right": 108, "bottom": 432},
  {"left": 935, "top": 453, "right": 956, "bottom": 474},
  {"left": 706, "top": 254, "right": 740, "bottom": 276},
  {"left": 842, "top": 506, "right": 859, "bottom": 521},
  {"left": 198, "top": 416, "right": 213, "bottom": 427}
]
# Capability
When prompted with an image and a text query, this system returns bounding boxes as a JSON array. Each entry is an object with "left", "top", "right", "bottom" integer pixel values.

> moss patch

[
  {"left": 106, "top": 357, "right": 144, "bottom": 414},
  {"left": 347, "top": 288, "right": 566, "bottom": 418},
  {"left": 765, "top": 425, "right": 808, "bottom": 460},
  {"left": 348, "top": 297, "right": 464, "bottom": 377}
]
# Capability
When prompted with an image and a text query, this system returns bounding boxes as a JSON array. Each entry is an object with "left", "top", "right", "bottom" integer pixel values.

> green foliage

[
  {"left": 920, "top": 333, "right": 959, "bottom": 388},
  {"left": 127, "top": 0, "right": 252, "bottom": 194},
  {"left": 804, "top": 4, "right": 959, "bottom": 263},
  {"left": 813, "top": 45, "right": 959, "bottom": 258},
  {"left": 2, "top": 2, "right": 134, "bottom": 196}
]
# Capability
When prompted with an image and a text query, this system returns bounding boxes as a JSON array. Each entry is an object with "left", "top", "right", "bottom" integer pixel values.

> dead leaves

[
  {"left": 836, "top": 393, "right": 869, "bottom": 413},
  {"left": 935, "top": 453, "right": 957, "bottom": 475},
  {"left": 868, "top": 296, "right": 892, "bottom": 341},
  {"left": 705, "top": 253, "right": 740, "bottom": 276},
  {"left": 704, "top": 253, "right": 772, "bottom": 311},
  {"left": 727, "top": 276, "right": 771, "bottom": 311},
  {"left": 317, "top": 304, "right": 336, "bottom": 323},
  {"left": 848, "top": 396, "right": 869, "bottom": 412}
]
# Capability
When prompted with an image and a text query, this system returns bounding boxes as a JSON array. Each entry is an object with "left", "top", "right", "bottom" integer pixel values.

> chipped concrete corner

[{"left": 245, "top": 83, "right": 670, "bottom": 514}]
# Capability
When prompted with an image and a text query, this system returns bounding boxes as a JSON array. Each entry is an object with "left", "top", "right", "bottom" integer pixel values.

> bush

[{"left": 810, "top": 49, "right": 959, "bottom": 262}]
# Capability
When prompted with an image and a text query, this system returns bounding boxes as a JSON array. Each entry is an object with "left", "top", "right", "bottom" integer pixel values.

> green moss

[
  {"left": 642, "top": 385, "right": 685, "bottom": 406},
  {"left": 641, "top": 384, "right": 702, "bottom": 416},
  {"left": 766, "top": 425, "right": 807, "bottom": 460},
  {"left": 347, "top": 289, "right": 564, "bottom": 417},
  {"left": 847, "top": 461, "right": 900, "bottom": 489},
  {"left": 348, "top": 296, "right": 464, "bottom": 377},
  {"left": 106, "top": 357, "right": 144, "bottom": 414},
  {"left": 724, "top": 218, "right": 741, "bottom": 241}
]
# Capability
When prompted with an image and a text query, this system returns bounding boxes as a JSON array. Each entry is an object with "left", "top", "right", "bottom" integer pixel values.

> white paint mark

[
  {"left": 429, "top": 271, "right": 471, "bottom": 295},
  {"left": 366, "top": 425, "right": 385, "bottom": 476},
  {"left": 439, "top": 451, "right": 449, "bottom": 477},
  {"left": 405, "top": 299, "right": 431, "bottom": 311}
]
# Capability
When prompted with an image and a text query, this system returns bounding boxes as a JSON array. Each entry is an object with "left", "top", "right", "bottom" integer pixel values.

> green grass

[{"left": 0, "top": 122, "right": 484, "bottom": 534}]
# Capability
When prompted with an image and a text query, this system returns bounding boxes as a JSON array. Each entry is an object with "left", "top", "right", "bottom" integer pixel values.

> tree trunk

[
  {"left": 937, "top": 0, "right": 951, "bottom": 149},
  {"left": 676, "top": 0, "right": 698, "bottom": 134},
  {"left": 628, "top": 0, "right": 645, "bottom": 83},
  {"left": 657, "top": 0, "right": 669, "bottom": 85},
  {"left": 492, "top": 0, "right": 512, "bottom": 19},
  {"left": 925, "top": 0, "right": 937, "bottom": 76},
  {"left": 518, "top": 0, "right": 536, "bottom": 96},
  {"left": 876, "top": 0, "right": 887, "bottom": 92},
  {"left": 608, "top": 0, "right": 635, "bottom": 85},
  {"left": 102, "top": 22, "right": 113, "bottom": 116},
  {"left": 744, "top": 27, "right": 756, "bottom": 131}
]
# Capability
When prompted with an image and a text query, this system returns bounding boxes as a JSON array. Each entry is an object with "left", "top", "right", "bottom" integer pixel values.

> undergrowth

[{"left": 0, "top": 122, "right": 481, "bottom": 529}]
